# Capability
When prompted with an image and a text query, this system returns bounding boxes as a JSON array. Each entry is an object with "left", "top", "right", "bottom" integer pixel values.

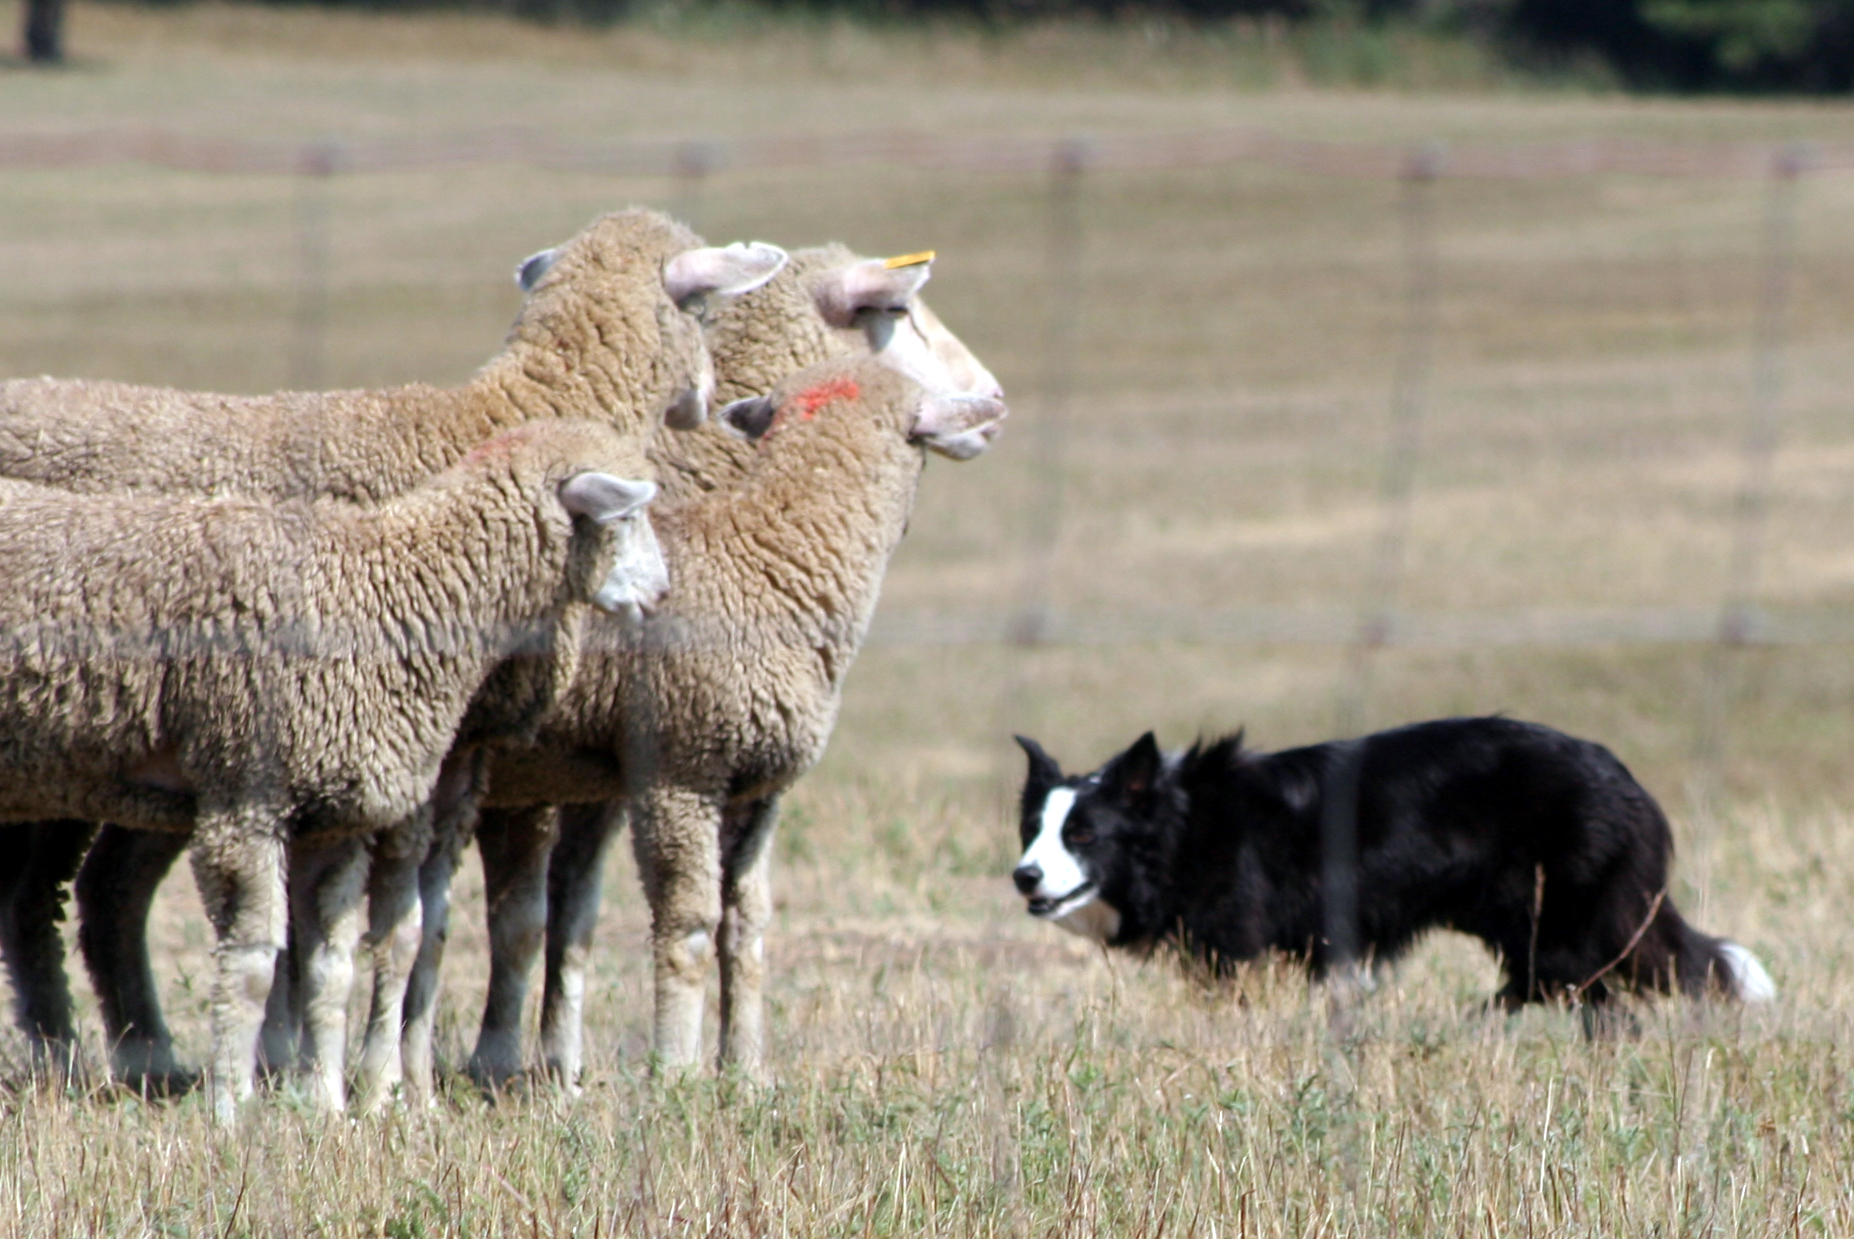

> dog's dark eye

[{"left": 1068, "top": 828, "right": 1094, "bottom": 846}]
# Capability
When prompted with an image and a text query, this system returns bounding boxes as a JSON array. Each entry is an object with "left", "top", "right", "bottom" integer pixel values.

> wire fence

[{"left": 3, "top": 124, "right": 1851, "bottom": 813}]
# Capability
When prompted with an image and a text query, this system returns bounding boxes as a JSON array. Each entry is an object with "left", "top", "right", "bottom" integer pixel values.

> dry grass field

[{"left": 7, "top": 4, "right": 1854, "bottom": 1234}]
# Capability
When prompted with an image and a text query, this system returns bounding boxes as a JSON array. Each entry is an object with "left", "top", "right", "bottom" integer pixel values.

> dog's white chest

[{"left": 1055, "top": 900, "right": 1120, "bottom": 943}]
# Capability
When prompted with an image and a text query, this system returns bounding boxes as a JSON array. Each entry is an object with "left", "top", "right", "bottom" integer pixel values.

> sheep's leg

[
  {"left": 355, "top": 819, "right": 426, "bottom": 1112},
  {"left": 257, "top": 940, "right": 300, "bottom": 1080},
  {"left": 289, "top": 835, "right": 369, "bottom": 1112},
  {"left": 718, "top": 796, "right": 780, "bottom": 1080},
  {"left": 466, "top": 804, "right": 560, "bottom": 1090},
  {"left": 76, "top": 824, "right": 190, "bottom": 1090},
  {"left": 396, "top": 749, "right": 486, "bottom": 1103},
  {"left": 397, "top": 829, "right": 461, "bottom": 1101},
  {"left": 189, "top": 808, "right": 288, "bottom": 1126},
  {"left": 539, "top": 801, "right": 625, "bottom": 1089},
  {"left": 630, "top": 786, "right": 723, "bottom": 1074},
  {"left": 0, "top": 821, "right": 94, "bottom": 1082}
]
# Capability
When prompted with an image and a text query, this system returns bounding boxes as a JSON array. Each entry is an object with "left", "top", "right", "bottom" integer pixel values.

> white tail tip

[{"left": 1720, "top": 941, "right": 1776, "bottom": 1002}]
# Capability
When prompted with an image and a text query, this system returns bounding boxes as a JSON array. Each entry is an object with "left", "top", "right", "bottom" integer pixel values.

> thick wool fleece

[
  {"left": 469, "top": 359, "right": 996, "bottom": 1081},
  {"left": 488, "top": 358, "right": 937, "bottom": 811},
  {"left": 0, "top": 209, "right": 705, "bottom": 504},
  {"left": 0, "top": 418, "right": 649, "bottom": 836}
]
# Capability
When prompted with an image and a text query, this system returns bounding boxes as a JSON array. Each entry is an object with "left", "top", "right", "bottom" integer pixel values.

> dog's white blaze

[
  {"left": 1021, "top": 787, "right": 1088, "bottom": 899},
  {"left": 1720, "top": 941, "right": 1775, "bottom": 1002}
]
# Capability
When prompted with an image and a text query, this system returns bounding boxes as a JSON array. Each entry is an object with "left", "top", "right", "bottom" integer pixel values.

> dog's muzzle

[{"left": 1015, "top": 864, "right": 1096, "bottom": 919}]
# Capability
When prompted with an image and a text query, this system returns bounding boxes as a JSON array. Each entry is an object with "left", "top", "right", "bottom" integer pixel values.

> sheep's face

[
  {"left": 812, "top": 255, "right": 1006, "bottom": 406},
  {"left": 718, "top": 371, "right": 1005, "bottom": 463},
  {"left": 558, "top": 473, "right": 670, "bottom": 630}
]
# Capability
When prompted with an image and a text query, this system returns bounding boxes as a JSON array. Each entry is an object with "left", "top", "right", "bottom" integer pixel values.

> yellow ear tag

[{"left": 883, "top": 251, "right": 935, "bottom": 269}]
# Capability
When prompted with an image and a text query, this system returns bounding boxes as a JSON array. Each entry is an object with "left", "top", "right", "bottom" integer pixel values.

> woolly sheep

[
  {"left": 0, "top": 418, "right": 666, "bottom": 1121},
  {"left": 8, "top": 244, "right": 1004, "bottom": 1093},
  {"left": 0, "top": 209, "right": 787, "bottom": 503},
  {"left": 473, "top": 357, "right": 1003, "bottom": 1081},
  {"left": 0, "top": 210, "right": 780, "bottom": 1087},
  {"left": 453, "top": 248, "right": 1006, "bottom": 1086}
]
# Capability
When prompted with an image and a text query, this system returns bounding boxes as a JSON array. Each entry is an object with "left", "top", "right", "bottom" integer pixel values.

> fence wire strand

[
  {"left": 5, "top": 122, "right": 1848, "bottom": 824},
  {"left": 1692, "top": 146, "right": 1807, "bottom": 831}
]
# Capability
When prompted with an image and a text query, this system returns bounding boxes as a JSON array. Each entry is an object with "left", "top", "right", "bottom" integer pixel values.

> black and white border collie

[{"left": 1012, "top": 717, "right": 1773, "bottom": 1008}]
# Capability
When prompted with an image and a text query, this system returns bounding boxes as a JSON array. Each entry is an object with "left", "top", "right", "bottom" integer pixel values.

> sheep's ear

[
  {"left": 515, "top": 247, "right": 560, "bottom": 292},
  {"left": 910, "top": 392, "right": 1006, "bottom": 461},
  {"left": 559, "top": 474, "right": 656, "bottom": 525},
  {"left": 663, "top": 242, "right": 788, "bottom": 305},
  {"left": 815, "top": 256, "right": 933, "bottom": 327},
  {"left": 719, "top": 395, "right": 779, "bottom": 442}
]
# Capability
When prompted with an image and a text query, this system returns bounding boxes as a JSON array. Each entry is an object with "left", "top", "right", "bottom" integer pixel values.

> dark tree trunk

[{"left": 24, "top": 0, "right": 64, "bottom": 64}]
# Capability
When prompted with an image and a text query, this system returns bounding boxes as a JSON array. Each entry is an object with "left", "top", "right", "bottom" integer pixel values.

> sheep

[
  {"left": 467, "top": 356, "right": 1002, "bottom": 1083},
  {"left": 0, "top": 418, "right": 666, "bottom": 1122},
  {"left": 0, "top": 210, "right": 781, "bottom": 1086},
  {"left": 11, "top": 244, "right": 1005, "bottom": 1094},
  {"left": 0, "top": 209, "right": 788, "bottom": 503},
  {"left": 452, "top": 248, "right": 1005, "bottom": 1087}
]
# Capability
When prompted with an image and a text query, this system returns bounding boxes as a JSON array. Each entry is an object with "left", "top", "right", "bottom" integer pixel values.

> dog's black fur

[{"left": 1013, "top": 717, "right": 1757, "bottom": 1007}]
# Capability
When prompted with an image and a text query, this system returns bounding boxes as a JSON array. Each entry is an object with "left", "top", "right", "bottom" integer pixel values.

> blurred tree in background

[
  {"left": 1502, "top": 0, "right": 1854, "bottom": 88},
  {"left": 22, "top": 0, "right": 66, "bottom": 61},
  {"left": 54, "top": 0, "right": 1851, "bottom": 89}
]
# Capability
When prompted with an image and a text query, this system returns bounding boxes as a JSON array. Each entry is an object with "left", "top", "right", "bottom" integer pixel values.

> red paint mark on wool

[
  {"left": 463, "top": 429, "right": 527, "bottom": 464},
  {"left": 794, "top": 376, "right": 860, "bottom": 417},
  {"left": 770, "top": 376, "right": 860, "bottom": 437}
]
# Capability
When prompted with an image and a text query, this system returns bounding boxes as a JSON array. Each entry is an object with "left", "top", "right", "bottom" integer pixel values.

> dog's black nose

[{"left": 1012, "top": 864, "right": 1042, "bottom": 895}]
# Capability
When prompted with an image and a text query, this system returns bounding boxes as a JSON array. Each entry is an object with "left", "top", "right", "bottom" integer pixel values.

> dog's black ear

[
  {"left": 1104, "top": 731, "right": 1164, "bottom": 799},
  {"left": 1014, "top": 734, "right": 1062, "bottom": 787}
]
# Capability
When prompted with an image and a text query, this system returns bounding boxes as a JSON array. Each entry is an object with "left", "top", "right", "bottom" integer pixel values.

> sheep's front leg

[
  {"left": 630, "top": 786, "right": 723, "bottom": 1074},
  {"left": 466, "top": 804, "right": 560, "bottom": 1090},
  {"left": 356, "top": 815, "right": 429, "bottom": 1111},
  {"left": 539, "top": 801, "right": 625, "bottom": 1088},
  {"left": 289, "top": 835, "right": 370, "bottom": 1112},
  {"left": 189, "top": 809, "right": 288, "bottom": 1126},
  {"left": 718, "top": 797, "right": 780, "bottom": 1080},
  {"left": 76, "top": 824, "right": 191, "bottom": 1090},
  {"left": 0, "top": 821, "right": 95, "bottom": 1081}
]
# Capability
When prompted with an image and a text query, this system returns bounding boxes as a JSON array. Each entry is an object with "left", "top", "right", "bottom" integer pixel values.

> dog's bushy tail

[{"left": 1653, "top": 903, "right": 1775, "bottom": 1002}]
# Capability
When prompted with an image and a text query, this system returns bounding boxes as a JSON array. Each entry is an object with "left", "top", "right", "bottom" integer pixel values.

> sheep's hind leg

[
  {"left": 631, "top": 787, "right": 723, "bottom": 1075},
  {"left": 397, "top": 750, "right": 486, "bottom": 1104},
  {"left": 718, "top": 797, "right": 780, "bottom": 1081},
  {"left": 76, "top": 824, "right": 192, "bottom": 1091},
  {"left": 356, "top": 815, "right": 430, "bottom": 1111},
  {"left": 0, "top": 821, "right": 94, "bottom": 1083},
  {"left": 466, "top": 804, "right": 560, "bottom": 1092},
  {"left": 289, "top": 835, "right": 369, "bottom": 1112},
  {"left": 540, "top": 801, "right": 625, "bottom": 1089},
  {"left": 189, "top": 807, "right": 288, "bottom": 1126}
]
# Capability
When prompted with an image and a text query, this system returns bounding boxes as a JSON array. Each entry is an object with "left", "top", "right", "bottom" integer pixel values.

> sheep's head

[
  {"left": 811, "top": 251, "right": 1006, "bottom": 405},
  {"left": 506, "top": 209, "right": 786, "bottom": 436},
  {"left": 559, "top": 472, "right": 668, "bottom": 630},
  {"left": 719, "top": 357, "right": 1006, "bottom": 463},
  {"left": 701, "top": 245, "right": 1006, "bottom": 410}
]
